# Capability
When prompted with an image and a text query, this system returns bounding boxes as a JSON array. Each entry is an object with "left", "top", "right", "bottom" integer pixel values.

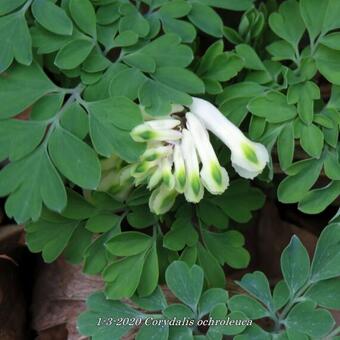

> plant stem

[
  {"left": 325, "top": 326, "right": 340, "bottom": 339},
  {"left": 278, "top": 282, "right": 311, "bottom": 321}
]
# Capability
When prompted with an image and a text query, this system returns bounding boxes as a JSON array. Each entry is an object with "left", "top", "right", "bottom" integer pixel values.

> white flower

[
  {"left": 173, "top": 144, "right": 186, "bottom": 193},
  {"left": 141, "top": 145, "right": 172, "bottom": 162},
  {"left": 131, "top": 120, "right": 182, "bottom": 142},
  {"left": 149, "top": 184, "right": 177, "bottom": 215},
  {"left": 189, "top": 97, "right": 269, "bottom": 179},
  {"left": 160, "top": 157, "right": 175, "bottom": 190},
  {"left": 186, "top": 112, "right": 229, "bottom": 194},
  {"left": 181, "top": 129, "right": 204, "bottom": 203}
]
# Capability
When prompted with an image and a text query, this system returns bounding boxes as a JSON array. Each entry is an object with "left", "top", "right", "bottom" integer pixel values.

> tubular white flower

[
  {"left": 160, "top": 157, "right": 175, "bottom": 190},
  {"left": 141, "top": 145, "right": 172, "bottom": 162},
  {"left": 189, "top": 97, "right": 269, "bottom": 179},
  {"left": 186, "top": 112, "right": 229, "bottom": 194},
  {"left": 132, "top": 159, "right": 157, "bottom": 183},
  {"left": 173, "top": 144, "right": 186, "bottom": 193},
  {"left": 131, "top": 123, "right": 182, "bottom": 142},
  {"left": 149, "top": 184, "right": 177, "bottom": 215},
  {"left": 181, "top": 129, "right": 204, "bottom": 203},
  {"left": 145, "top": 118, "right": 180, "bottom": 130},
  {"left": 147, "top": 165, "right": 163, "bottom": 190}
]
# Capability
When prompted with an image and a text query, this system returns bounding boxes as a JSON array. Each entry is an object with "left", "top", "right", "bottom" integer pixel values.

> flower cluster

[{"left": 127, "top": 98, "right": 269, "bottom": 215}]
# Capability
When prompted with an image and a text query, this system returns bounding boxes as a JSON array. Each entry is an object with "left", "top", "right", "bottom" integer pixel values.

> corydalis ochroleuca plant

[{"left": 129, "top": 98, "right": 269, "bottom": 214}]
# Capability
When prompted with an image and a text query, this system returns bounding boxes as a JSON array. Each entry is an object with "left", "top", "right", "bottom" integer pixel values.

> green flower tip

[
  {"left": 139, "top": 130, "right": 156, "bottom": 140},
  {"left": 177, "top": 169, "right": 186, "bottom": 188},
  {"left": 242, "top": 143, "right": 259, "bottom": 165},
  {"left": 159, "top": 191, "right": 177, "bottom": 211},
  {"left": 191, "top": 175, "right": 201, "bottom": 196},
  {"left": 211, "top": 163, "right": 222, "bottom": 185},
  {"left": 135, "top": 162, "right": 147, "bottom": 173}
]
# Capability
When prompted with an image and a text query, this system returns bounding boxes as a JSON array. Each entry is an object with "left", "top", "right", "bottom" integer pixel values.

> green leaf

[
  {"left": 78, "top": 292, "right": 143, "bottom": 339},
  {"left": 105, "top": 231, "right": 152, "bottom": 256},
  {"left": 60, "top": 189, "right": 96, "bottom": 220},
  {"left": 300, "top": 123, "right": 324, "bottom": 158},
  {"left": 277, "top": 123, "right": 295, "bottom": 170},
  {"left": 198, "top": 288, "right": 228, "bottom": 318},
  {"left": 161, "top": 17, "right": 196, "bottom": 43},
  {"left": 60, "top": 103, "right": 89, "bottom": 140},
  {"left": 139, "top": 78, "right": 192, "bottom": 116},
  {"left": 153, "top": 67, "right": 205, "bottom": 94},
  {"left": 132, "top": 286, "right": 167, "bottom": 311},
  {"left": 88, "top": 97, "right": 145, "bottom": 162},
  {"left": 31, "top": 93, "right": 64, "bottom": 121},
  {"left": 163, "top": 303, "right": 195, "bottom": 319},
  {"left": 110, "top": 67, "right": 147, "bottom": 100},
  {"left": 0, "top": 148, "right": 66, "bottom": 223},
  {"left": 32, "top": 0, "right": 73, "bottom": 36},
  {"left": 310, "top": 223, "right": 340, "bottom": 282},
  {"left": 26, "top": 214, "right": 79, "bottom": 262},
  {"left": 300, "top": 0, "right": 340, "bottom": 40},
  {"left": 198, "top": 200, "right": 229, "bottom": 229},
  {"left": 305, "top": 278, "right": 340, "bottom": 310},
  {"left": 229, "top": 295, "right": 269, "bottom": 320},
  {"left": 203, "top": 230, "right": 250, "bottom": 269},
  {"left": 198, "top": 0, "right": 253, "bottom": 11},
  {"left": 248, "top": 92, "right": 296, "bottom": 123},
  {"left": 137, "top": 243, "right": 159, "bottom": 297},
  {"left": 113, "top": 30, "right": 138, "bottom": 47},
  {"left": 85, "top": 212, "right": 120, "bottom": 233},
  {"left": 139, "top": 34, "right": 193, "bottom": 68},
  {"left": 63, "top": 222, "right": 92, "bottom": 264},
  {"left": 104, "top": 253, "right": 145, "bottom": 299},
  {"left": 165, "top": 261, "right": 204, "bottom": 310},
  {"left": 315, "top": 45, "right": 340, "bottom": 85},
  {"left": 119, "top": 6, "right": 150, "bottom": 38},
  {"left": 324, "top": 149, "right": 340, "bottom": 180},
  {"left": 281, "top": 236, "right": 310, "bottom": 295},
  {"left": 0, "top": 119, "right": 46, "bottom": 162},
  {"left": 188, "top": 3, "right": 223, "bottom": 37},
  {"left": 266, "top": 40, "right": 296, "bottom": 61},
  {"left": 197, "top": 243, "right": 226, "bottom": 288},
  {"left": 236, "top": 44, "right": 265, "bottom": 71},
  {"left": 87, "top": 96, "right": 143, "bottom": 131},
  {"left": 127, "top": 205, "right": 156, "bottom": 229},
  {"left": 213, "top": 311, "right": 248, "bottom": 336},
  {"left": 215, "top": 179, "right": 265, "bottom": 223},
  {"left": 31, "top": 26, "right": 73, "bottom": 54},
  {"left": 163, "top": 218, "right": 198, "bottom": 251},
  {"left": 136, "top": 324, "right": 169, "bottom": 340},
  {"left": 83, "top": 49, "right": 110, "bottom": 73},
  {"left": 278, "top": 159, "right": 323, "bottom": 203},
  {"left": 54, "top": 39, "right": 94, "bottom": 70},
  {"left": 269, "top": 0, "right": 305, "bottom": 47},
  {"left": 0, "top": 0, "right": 27, "bottom": 16},
  {"left": 69, "top": 0, "right": 96, "bottom": 37},
  {"left": 159, "top": 1, "right": 192, "bottom": 18},
  {"left": 96, "top": 3, "right": 120, "bottom": 25},
  {"left": 203, "top": 53, "right": 244, "bottom": 82},
  {"left": 123, "top": 52, "right": 155, "bottom": 73},
  {"left": 237, "top": 271, "right": 273, "bottom": 310},
  {"left": 298, "top": 181, "right": 340, "bottom": 214},
  {"left": 287, "top": 81, "right": 320, "bottom": 124},
  {"left": 273, "top": 280, "right": 290, "bottom": 311},
  {"left": 320, "top": 32, "right": 340, "bottom": 50},
  {"left": 286, "top": 301, "right": 335, "bottom": 338},
  {"left": 83, "top": 233, "right": 112, "bottom": 275},
  {"left": 48, "top": 127, "right": 100, "bottom": 190},
  {"left": 0, "top": 11, "right": 32, "bottom": 72},
  {"left": 234, "top": 324, "right": 270, "bottom": 340},
  {"left": 0, "top": 63, "right": 57, "bottom": 119}
]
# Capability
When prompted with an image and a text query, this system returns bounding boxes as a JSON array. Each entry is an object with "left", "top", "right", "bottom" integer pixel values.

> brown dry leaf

[
  {"left": 32, "top": 257, "right": 103, "bottom": 340},
  {"left": 256, "top": 201, "right": 318, "bottom": 280}
]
